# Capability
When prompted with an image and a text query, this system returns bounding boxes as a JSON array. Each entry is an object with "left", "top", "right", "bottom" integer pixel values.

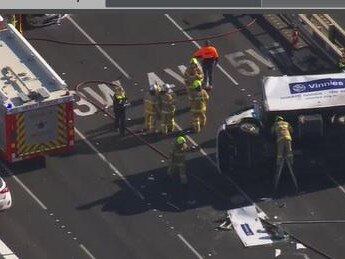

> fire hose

[
  {"left": 75, "top": 80, "right": 169, "bottom": 159},
  {"left": 27, "top": 18, "right": 257, "bottom": 46}
]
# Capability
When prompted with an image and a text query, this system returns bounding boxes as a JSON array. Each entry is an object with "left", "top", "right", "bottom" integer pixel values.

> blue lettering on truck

[
  {"left": 241, "top": 223, "right": 254, "bottom": 236},
  {"left": 289, "top": 78, "right": 345, "bottom": 94}
]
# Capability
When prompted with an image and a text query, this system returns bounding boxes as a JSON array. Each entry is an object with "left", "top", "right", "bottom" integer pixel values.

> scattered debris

[
  {"left": 275, "top": 249, "right": 281, "bottom": 257},
  {"left": 228, "top": 205, "right": 275, "bottom": 247},
  {"left": 217, "top": 217, "right": 232, "bottom": 231},
  {"left": 296, "top": 243, "right": 307, "bottom": 250}
]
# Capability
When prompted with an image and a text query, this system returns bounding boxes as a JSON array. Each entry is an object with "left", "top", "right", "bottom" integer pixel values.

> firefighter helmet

[
  {"left": 149, "top": 83, "right": 159, "bottom": 95},
  {"left": 176, "top": 136, "right": 187, "bottom": 145},
  {"left": 275, "top": 116, "right": 284, "bottom": 122},
  {"left": 192, "top": 79, "right": 202, "bottom": 90},
  {"left": 190, "top": 58, "right": 198, "bottom": 65}
]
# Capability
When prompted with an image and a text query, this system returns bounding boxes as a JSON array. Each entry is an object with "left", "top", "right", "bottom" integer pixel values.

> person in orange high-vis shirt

[{"left": 193, "top": 40, "right": 219, "bottom": 90}]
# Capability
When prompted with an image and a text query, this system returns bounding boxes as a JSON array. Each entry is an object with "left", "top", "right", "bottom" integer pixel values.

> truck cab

[{"left": 217, "top": 73, "right": 345, "bottom": 175}]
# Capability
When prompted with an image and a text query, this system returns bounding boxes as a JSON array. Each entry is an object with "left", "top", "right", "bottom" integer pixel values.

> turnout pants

[
  {"left": 167, "top": 163, "right": 188, "bottom": 184},
  {"left": 145, "top": 112, "right": 157, "bottom": 133},
  {"left": 192, "top": 112, "right": 207, "bottom": 133},
  {"left": 276, "top": 139, "right": 293, "bottom": 167},
  {"left": 161, "top": 112, "right": 175, "bottom": 134}
]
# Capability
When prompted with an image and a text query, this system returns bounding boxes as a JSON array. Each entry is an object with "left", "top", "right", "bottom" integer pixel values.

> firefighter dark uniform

[
  {"left": 190, "top": 80, "right": 209, "bottom": 133},
  {"left": 167, "top": 136, "right": 189, "bottom": 184},
  {"left": 271, "top": 116, "right": 293, "bottom": 168},
  {"left": 144, "top": 84, "right": 160, "bottom": 133},
  {"left": 113, "top": 86, "right": 128, "bottom": 136},
  {"left": 193, "top": 40, "right": 219, "bottom": 89},
  {"left": 160, "top": 84, "right": 176, "bottom": 134},
  {"left": 184, "top": 58, "right": 204, "bottom": 106}
]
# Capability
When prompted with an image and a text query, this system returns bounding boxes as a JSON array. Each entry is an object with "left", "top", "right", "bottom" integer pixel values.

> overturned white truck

[{"left": 217, "top": 73, "right": 345, "bottom": 174}]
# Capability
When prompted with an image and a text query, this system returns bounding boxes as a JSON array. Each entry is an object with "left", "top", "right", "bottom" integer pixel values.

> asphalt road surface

[{"left": 1, "top": 13, "right": 345, "bottom": 259}]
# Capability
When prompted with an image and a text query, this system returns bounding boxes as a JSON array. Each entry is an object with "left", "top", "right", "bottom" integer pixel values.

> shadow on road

[{"left": 74, "top": 150, "right": 345, "bottom": 217}]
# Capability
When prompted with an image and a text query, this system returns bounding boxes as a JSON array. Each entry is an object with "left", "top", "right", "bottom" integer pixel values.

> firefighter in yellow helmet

[
  {"left": 190, "top": 79, "right": 209, "bottom": 133},
  {"left": 160, "top": 84, "right": 176, "bottom": 134},
  {"left": 144, "top": 84, "right": 160, "bottom": 134},
  {"left": 112, "top": 85, "right": 129, "bottom": 136},
  {"left": 271, "top": 116, "right": 293, "bottom": 170},
  {"left": 184, "top": 58, "right": 204, "bottom": 107},
  {"left": 167, "top": 136, "right": 190, "bottom": 185}
]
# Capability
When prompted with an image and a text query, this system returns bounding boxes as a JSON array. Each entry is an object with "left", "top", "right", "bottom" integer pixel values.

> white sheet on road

[{"left": 228, "top": 205, "right": 273, "bottom": 247}]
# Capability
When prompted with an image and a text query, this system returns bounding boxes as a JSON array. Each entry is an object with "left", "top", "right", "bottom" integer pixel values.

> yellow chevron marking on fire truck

[
  {"left": 16, "top": 113, "right": 26, "bottom": 154},
  {"left": 17, "top": 104, "right": 68, "bottom": 156}
]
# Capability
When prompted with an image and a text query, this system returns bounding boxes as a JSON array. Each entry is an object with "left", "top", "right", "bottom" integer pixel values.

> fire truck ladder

[{"left": 2, "top": 66, "right": 49, "bottom": 102}]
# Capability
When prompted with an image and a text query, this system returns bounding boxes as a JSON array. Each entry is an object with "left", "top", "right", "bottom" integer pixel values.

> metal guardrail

[{"left": 282, "top": 14, "right": 345, "bottom": 64}]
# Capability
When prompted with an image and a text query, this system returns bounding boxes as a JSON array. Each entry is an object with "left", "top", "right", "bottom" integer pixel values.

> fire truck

[{"left": 0, "top": 16, "right": 74, "bottom": 163}]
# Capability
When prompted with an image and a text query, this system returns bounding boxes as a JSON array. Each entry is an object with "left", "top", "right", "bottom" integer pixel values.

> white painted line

[
  {"left": 0, "top": 238, "right": 19, "bottom": 259},
  {"left": 75, "top": 128, "right": 145, "bottom": 201},
  {"left": 67, "top": 16, "right": 131, "bottom": 80},
  {"left": 164, "top": 68, "right": 185, "bottom": 84},
  {"left": 246, "top": 48, "right": 275, "bottom": 69},
  {"left": 166, "top": 202, "right": 180, "bottom": 211},
  {"left": 0, "top": 162, "right": 48, "bottom": 210},
  {"left": 74, "top": 17, "right": 263, "bottom": 214},
  {"left": 326, "top": 173, "right": 345, "bottom": 195},
  {"left": 177, "top": 234, "right": 203, "bottom": 259},
  {"left": 79, "top": 244, "right": 96, "bottom": 259},
  {"left": 164, "top": 14, "right": 239, "bottom": 86}
]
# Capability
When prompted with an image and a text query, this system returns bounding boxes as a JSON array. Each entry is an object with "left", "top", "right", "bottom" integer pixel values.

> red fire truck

[{"left": 0, "top": 16, "right": 74, "bottom": 162}]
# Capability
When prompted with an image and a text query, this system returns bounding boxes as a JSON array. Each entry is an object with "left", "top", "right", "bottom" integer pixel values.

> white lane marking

[
  {"left": 79, "top": 244, "right": 96, "bottom": 259},
  {"left": 0, "top": 162, "right": 47, "bottom": 210},
  {"left": 164, "top": 14, "right": 239, "bottom": 86},
  {"left": 326, "top": 173, "right": 345, "bottom": 195},
  {"left": 245, "top": 48, "right": 275, "bottom": 69},
  {"left": 73, "top": 20, "right": 260, "bottom": 257},
  {"left": 166, "top": 202, "right": 180, "bottom": 211},
  {"left": 0, "top": 238, "right": 19, "bottom": 259},
  {"left": 178, "top": 65, "right": 187, "bottom": 74},
  {"left": 164, "top": 68, "right": 185, "bottom": 84},
  {"left": 177, "top": 234, "right": 203, "bottom": 259},
  {"left": 74, "top": 128, "right": 145, "bottom": 201},
  {"left": 67, "top": 16, "right": 131, "bottom": 80}
]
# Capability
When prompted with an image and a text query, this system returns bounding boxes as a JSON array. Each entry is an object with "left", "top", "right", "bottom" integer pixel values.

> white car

[
  {"left": 0, "top": 177, "right": 12, "bottom": 211},
  {"left": 25, "top": 14, "right": 67, "bottom": 27}
]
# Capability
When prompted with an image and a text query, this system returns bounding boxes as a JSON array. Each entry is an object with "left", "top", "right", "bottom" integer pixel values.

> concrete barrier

[{"left": 282, "top": 14, "right": 343, "bottom": 64}]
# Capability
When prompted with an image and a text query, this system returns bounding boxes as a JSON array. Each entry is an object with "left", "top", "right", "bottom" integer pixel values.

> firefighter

[
  {"left": 112, "top": 85, "right": 129, "bottom": 136},
  {"left": 167, "top": 135, "right": 189, "bottom": 185},
  {"left": 271, "top": 116, "right": 293, "bottom": 170},
  {"left": 193, "top": 40, "right": 219, "bottom": 90},
  {"left": 144, "top": 83, "right": 160, "bottom": 134},
  {"left": 8, "top": 14, "right": 17, "bottom": 28},
  {"left": 160, "top": 84, "right": 176, "bottom": 134},
  {"left": 183, "top": 58, "right": 204, "bottom": 106},
  {"left": 338, "top": 50, "right": 345, "bottom": 72},
  {"left": 190, "top": 79, "right": 209, "bottom": 133}
]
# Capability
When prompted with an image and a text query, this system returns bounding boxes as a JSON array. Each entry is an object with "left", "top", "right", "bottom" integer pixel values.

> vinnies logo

[{"left": 289, "top": 78, "right": 345, "bottom": 94}]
